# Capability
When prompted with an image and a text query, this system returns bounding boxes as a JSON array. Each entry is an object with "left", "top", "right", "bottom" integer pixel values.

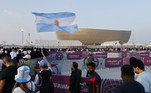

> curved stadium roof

[{"left": 56, "top": 28, "right": 131, "bottom": 45}]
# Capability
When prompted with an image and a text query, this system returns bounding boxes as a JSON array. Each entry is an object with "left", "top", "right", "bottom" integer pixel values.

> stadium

[{"left": 56, "top": 28, "right": 131, "bottom": 45}]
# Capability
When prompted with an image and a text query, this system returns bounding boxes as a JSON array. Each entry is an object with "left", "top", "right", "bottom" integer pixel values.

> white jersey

[
  {"left": 23, "top": 51, "right": 28, "bottom": 55},
  {"left": 10, "top": 51, "right": 17, "bottom": 59},
  {"left": 136, "top": 71, "right": 151, "bottom": 93},
  {"left": 18, "top": 59, "right": 26, "bottom": 67},
  {"left": 0, "top": 59, "right": 3, "bottom": 71}
]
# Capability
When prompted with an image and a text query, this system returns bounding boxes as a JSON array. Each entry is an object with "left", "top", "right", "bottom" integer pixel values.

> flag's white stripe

[
  {"left": 35, "top": 16, "right": 55, "bottom": 24},
  {"left": 59, "top": 16, "right": 76, "bottom": 27},
  {"left": 35, "top": 16, "right": 76, "bottom": 27}
]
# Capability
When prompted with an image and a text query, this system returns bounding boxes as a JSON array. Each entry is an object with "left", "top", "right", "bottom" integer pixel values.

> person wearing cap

[
  {"left": 0, "top": 55, "right": 17, "bottom": 93},
  {"left": 23, "top": 54, "right": 36, "bottom": 81},
  {"left": 34, "top": 56, "right": 54, "bottom": 93},
  {"left": 84, "top": 51, "right": 94, "bottom": 65},
  {"left": 83, "top": 51, "right": 95, "bottom": 77},
  {"left": 12, "top": 65, "right": 35, "bottom": 93}
]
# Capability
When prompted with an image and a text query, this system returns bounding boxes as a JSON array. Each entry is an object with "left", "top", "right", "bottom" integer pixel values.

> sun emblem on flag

[{"left": 55, "top": 20, "right": 59, "bottom": 25}]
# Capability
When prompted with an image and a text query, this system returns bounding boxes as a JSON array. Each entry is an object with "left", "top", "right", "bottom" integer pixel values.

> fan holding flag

[{"left": 32, "top": 12, "right": 78, "bottom": 34}]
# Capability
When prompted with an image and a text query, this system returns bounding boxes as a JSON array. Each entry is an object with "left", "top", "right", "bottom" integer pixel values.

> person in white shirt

[
  {"left": 10, "top": 49, "right": 17, "bottom": 59},
  {"left": 130, "top": 59, "right": 151, "bottom": 93},
  {"left": 0, "top": 58, "right": 3, "bottom": 71},
  {"left": 12, "top": 65, "right": 35, "bottom": 93},
  {"left": 23, "top": 50, "right": 27, "bottom": 56}
]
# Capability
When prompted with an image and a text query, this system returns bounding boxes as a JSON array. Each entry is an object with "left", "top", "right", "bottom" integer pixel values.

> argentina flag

[{"left": 32, "top": 12, "right": 78, "bottom": 34}]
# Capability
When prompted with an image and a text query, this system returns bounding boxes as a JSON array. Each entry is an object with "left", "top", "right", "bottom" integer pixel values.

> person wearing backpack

[
  {"left": 12, "top": 65, "right": 35, "bottom": 93},
  {"left": 34, "top": 56, "right": 54, "bottom": 93}
]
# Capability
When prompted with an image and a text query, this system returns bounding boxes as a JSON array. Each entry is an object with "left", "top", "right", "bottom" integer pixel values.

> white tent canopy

[
  {"left": 35, "top": 40, "right": 82, "bottom": 47},
  {"left": 101, "top": 41, "right": 123, "bottom": 46},
  {"left": 22, "top": 41, "right": 32, "bottom": 47}
]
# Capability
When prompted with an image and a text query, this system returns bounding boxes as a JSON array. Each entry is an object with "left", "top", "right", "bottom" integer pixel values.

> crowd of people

[
  {"left": 0, "top": 47, "right": 54, "bottom": 93},
  {"left": 0, "top": 55, "right": 54, "bottom": 93},
  {"left": 70, "top": 56, "right": 151, "bottom": 93},
  {"left": 0, "top": 47, "right": 151, "bottom": 93}
]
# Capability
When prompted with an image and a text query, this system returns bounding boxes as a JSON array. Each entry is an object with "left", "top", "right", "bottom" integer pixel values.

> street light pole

[
  {"left": 21, "top": 29, "right": 24, "bottom": 44},
  {"left": 28, "top": 33, "right": 30, "bottom": 44}
]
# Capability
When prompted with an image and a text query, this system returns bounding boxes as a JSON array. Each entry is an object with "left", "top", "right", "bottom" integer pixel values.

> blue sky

[{"left": 0, "top": 0, "right": 151, "bottom": 45}]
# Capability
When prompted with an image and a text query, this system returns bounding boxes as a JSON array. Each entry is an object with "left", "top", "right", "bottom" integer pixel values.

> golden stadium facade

[{"left": 56, "top": 28, "right": 131, "bottom": 45}]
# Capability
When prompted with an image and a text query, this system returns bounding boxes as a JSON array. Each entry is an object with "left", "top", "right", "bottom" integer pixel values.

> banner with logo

[
  {"left": 67, "top": 52, "right": 82, "bottom": 60},
  {"left": 34, "top": 51, "right": 151, "bottom": 70},
  {"left": 52, "top": 74, "right": 122, "bottom": 93},
  {"left": 101, "top": 79, "right": 122, "bottom": 93},
  {"left": 48, "top": 51, "right": 88, "bottom": 60},
  {"left": 93, "top": 52, "right": 107, "bottom": 61},
  {"left": 52, "top": 74, "right": 88, "bottom": 93},
  {"left": 139, "top": 52, "right": 150, "bottom": 57},
  {"left": 105, "top": 58, "right": 123, "bottom": 68},
  {"left": 142, "top": 57, "right": 151, "bottom": 66}
]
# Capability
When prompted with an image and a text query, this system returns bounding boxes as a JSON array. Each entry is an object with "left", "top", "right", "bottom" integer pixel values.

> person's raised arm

[{"left": 43, "top": 56, "right": 51, "bottom": 68}]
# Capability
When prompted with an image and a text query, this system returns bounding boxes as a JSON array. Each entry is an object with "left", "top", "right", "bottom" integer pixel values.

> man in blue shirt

[
  {"left": 84, "top": 62, "right": 101, "bottom": 93},
  {"left": 114, "top": 65, "right": 145, "bottom": 93}
]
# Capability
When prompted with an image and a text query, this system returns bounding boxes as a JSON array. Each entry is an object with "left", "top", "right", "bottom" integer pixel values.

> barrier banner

[
  {"left": 101, "top": 79, "right": 122, "bottom": 93},
  {"left": 52, "top": 75, "right": 88, "bottom": 93},
  {"left": 81, "top": 51, "right": 89, "bottom": 59},
  {"left": 62, "top": 52, "right": 67, "bottom": 60},
  {"left": 129, "top": 52, "right": 141, "bottom": 59},
  {"left": 94, "top": 58, "right": 123, "bottom": 69},
  {"left": 67, "top": 52, "right": 82, "bottom": 60},
  {"left": 96, "top": 58, "right": 105, "bottom": 69},
  {"left": 52, "top": 75, "right": 122, "bottom": 93},
  {"left": 67, "top": 51, "right": 88, "bottom": 60},
  {"left": 107, "top": 52, "right": 122, "bottom": 58},
  {"left": 105, "top": 58, "right": 123, "bottom": 67},
  {"left": 122, "top": 51, "right": 129, "bottom": 58},
  {"left": 51, "top": 64, "right": 62, "bottom": 74},
  {"left": 48, "top": 51, "right": 88, "bottom": 60},
  {"left": 55, "top": 52, "right": 64, "bottom": 60},
  {"left": 142, "top": 57, "right": 151, "bottom": 66},
  {"left": 139, "top": 52, "right": 150, "bottom": 57},
  {"left": 48, "top": 52, "right": 64, "bottom": 60},
  {"left": 123, "top": 57, "right": 130, "bottom": 65},
  {"left": 93, "top": 52, "right": 107, "bottom": 61},
  {"left": 35, "top": 51, "right": 151, "bottom": 69}
]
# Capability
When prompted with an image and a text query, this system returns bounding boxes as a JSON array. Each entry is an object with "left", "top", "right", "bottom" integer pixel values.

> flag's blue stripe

[
  {"left": 37, "top": 23, "right": 61, "bottom": 32},
  {"left": 61, "top": 25, "right": 78, "bottom": 34},
  {"left": 36, "top": 23, "right": 78, "bottom": 34},
  {"left": 33, "top": 12, "right": 75, "bottom": 19}
]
